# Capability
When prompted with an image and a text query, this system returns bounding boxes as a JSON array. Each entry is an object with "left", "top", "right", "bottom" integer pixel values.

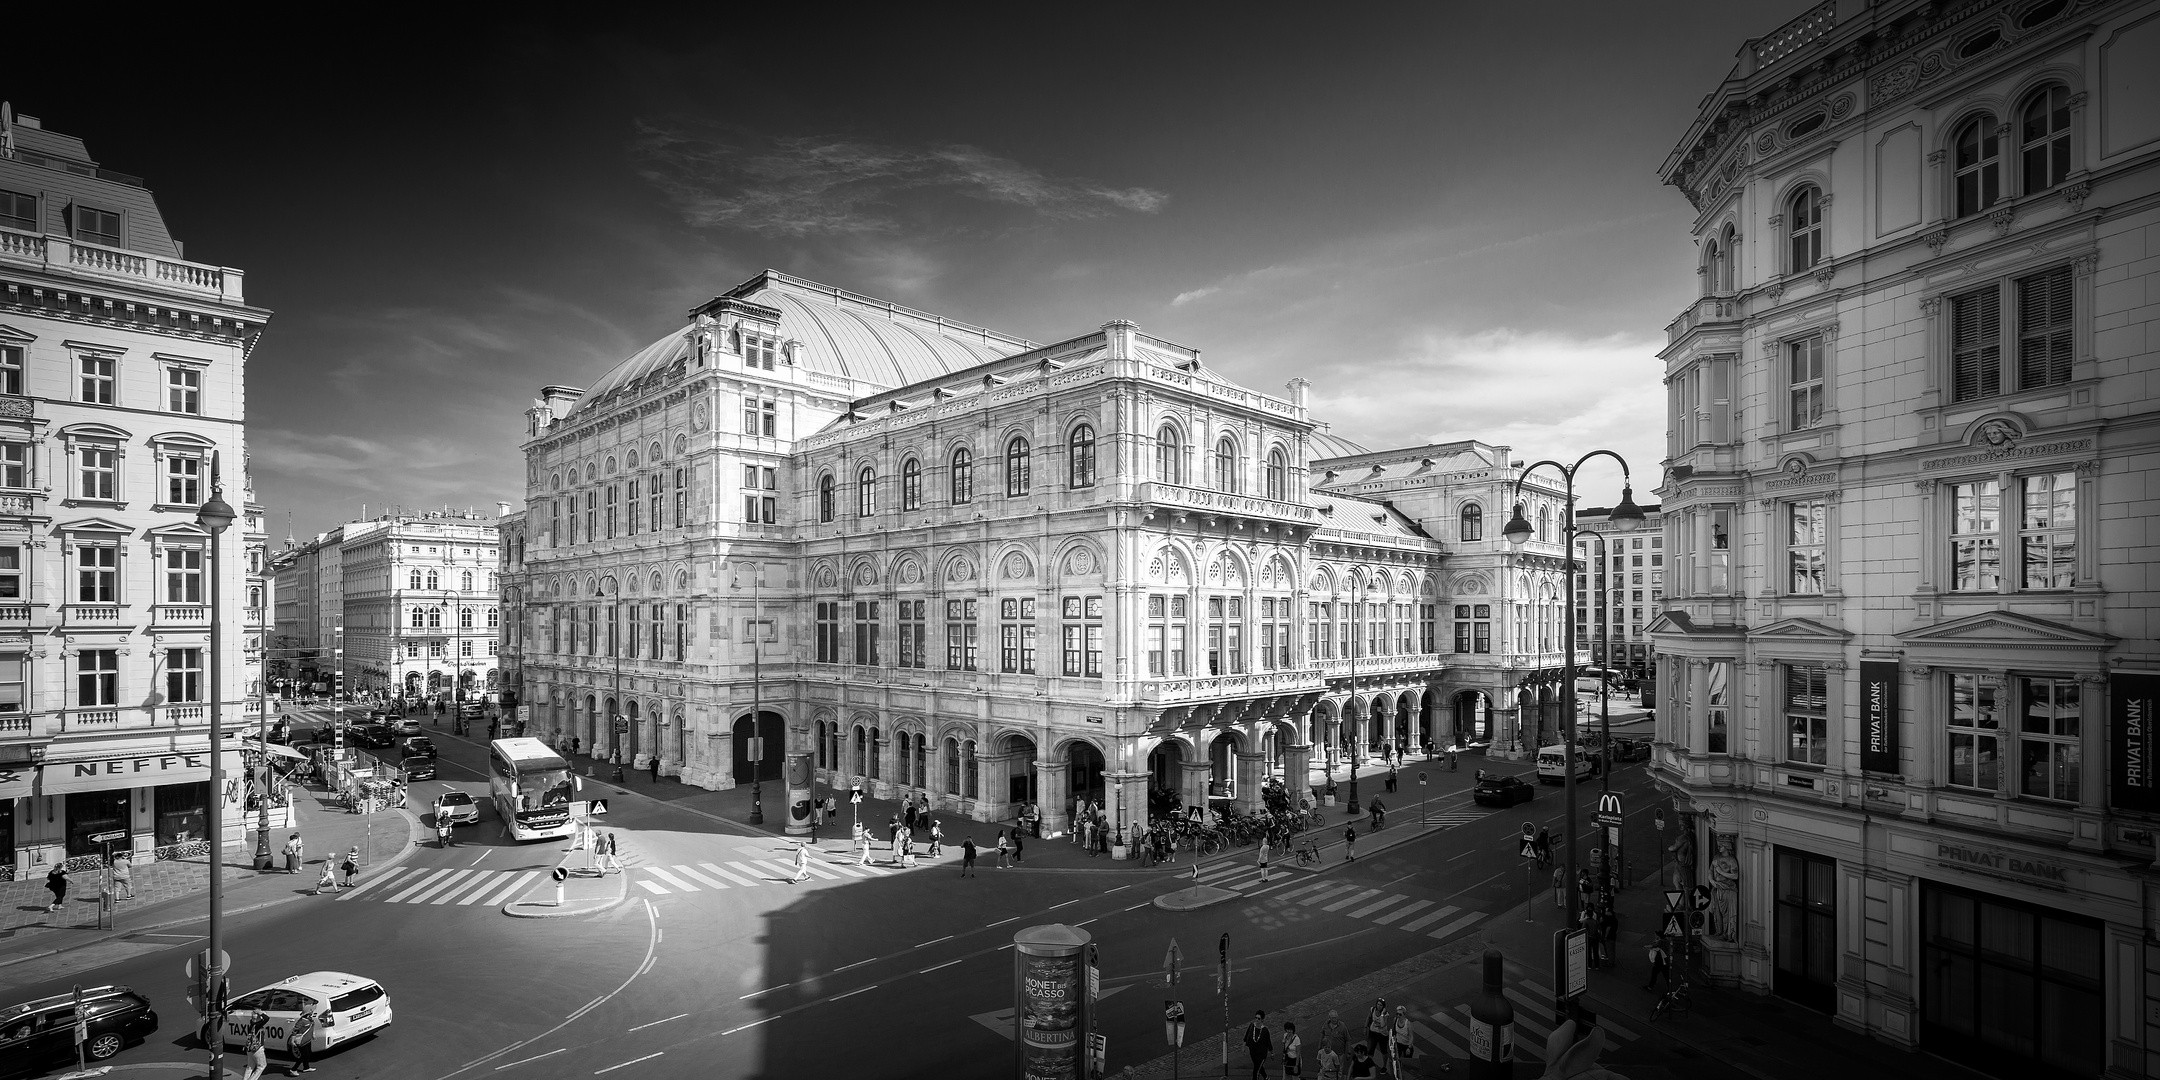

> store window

[
  {"left": 1921, "top": 882, "right": 2103, "bottom": 1079},
  {"left": 67, "top": 788, "right": 131, "bottom": 857},
  {"left": 1773, "top": 848, "right": 1837, "bottom": 1013},
  {"left": 155, "top": 782, "right": 210, "bottom": 847}
]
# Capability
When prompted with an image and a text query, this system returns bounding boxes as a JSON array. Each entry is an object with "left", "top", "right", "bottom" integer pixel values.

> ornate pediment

[
  {"left": 1747, "top": 616, "right": 1851, "bottom": 642},
  {"left": 1899, "top": 610, "right": 2114, "bottom": 652}
]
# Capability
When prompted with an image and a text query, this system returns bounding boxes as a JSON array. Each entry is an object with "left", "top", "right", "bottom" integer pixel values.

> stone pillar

[
  {"left": 1105, "top": 770, "right": 1149, "bottom": 854},
  {"left": 1404, "top": 696, "right": 1424, "bottom": 757},
  {"left": 1235, "top": 752, "right": 1266, "bottom": 816},
  {"left": 1037, "top": 760, "right": 1071, "bottom": 838},
  {"left": 1284, "top": 743, "right": 1314, "bottom": 802},
  {"left": 872, "top": 735, "right": 894, "bottom": 799},
  {"left": 1180, "top": 760, "right": 1212, "bottom": 815}
]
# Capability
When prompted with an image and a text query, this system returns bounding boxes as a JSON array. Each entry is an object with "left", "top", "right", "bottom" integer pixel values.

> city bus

[{"left": 487, "top": 737, "right": 578, "bottom": 841}]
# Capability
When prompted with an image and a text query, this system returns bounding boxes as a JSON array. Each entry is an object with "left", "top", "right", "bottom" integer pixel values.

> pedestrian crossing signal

[
  {"left": 1662, "top": 913, "right": 1685, "bottom": 938},
  {"left": 1519, "top": 838, "right": 1538, "bottom": 860}
]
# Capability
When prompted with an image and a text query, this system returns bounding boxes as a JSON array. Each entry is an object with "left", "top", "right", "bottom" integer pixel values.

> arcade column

[
  {"left": 1036, "top": 760, "right": 1071, "bottom": 838},
  {"left": 1180, "top": 760, "right": 1212, "bottom": 815},
  {"left": 1283, "top": 742, "right": 1314, "bottom": 800},
  {"left": 1235, "top": 752, "right": 1266, "bottom": 815}
]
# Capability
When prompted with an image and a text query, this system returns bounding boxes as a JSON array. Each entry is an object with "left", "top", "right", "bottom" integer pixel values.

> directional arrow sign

[
  {"left": 1693, "top": 885, "right": 1714, "bottom": 911},
  {"left": 90, "top": 830, "right": 128, "bottom": 844},
  {"left": 1164, "top": 939, "right": 1182, "bottom": 987}
]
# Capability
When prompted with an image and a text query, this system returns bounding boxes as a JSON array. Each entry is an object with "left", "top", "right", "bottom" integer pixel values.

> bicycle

[
  {"left": 1294, "top": 839, "right": 1321, "bottom": 866},
  {"left": 1649, "top": 978, "right": 1692, "bottom": 1021}
]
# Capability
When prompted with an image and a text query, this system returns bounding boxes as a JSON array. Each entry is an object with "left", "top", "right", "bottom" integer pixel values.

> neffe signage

[
  {"left": 1859, "top": 661, "right": 1900, "bottom": 775},
  {"left": 0, "top": 748, "right": 240, "bottom": 799}
]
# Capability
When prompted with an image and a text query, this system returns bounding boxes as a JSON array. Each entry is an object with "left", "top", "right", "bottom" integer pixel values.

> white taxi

[{"left": 221, "top": 971, "right": 392, "bottom": 1055}]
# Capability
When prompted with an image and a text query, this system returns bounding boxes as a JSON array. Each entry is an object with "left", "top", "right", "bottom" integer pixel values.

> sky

[{"left": 12, "top": 2, "right": 1802, "bottom": 539}]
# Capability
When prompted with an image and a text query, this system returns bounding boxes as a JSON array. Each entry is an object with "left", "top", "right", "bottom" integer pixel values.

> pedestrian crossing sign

[
  {"left": 1662, "top": 912, "right": 1685, "bottom": 938},
  {"left": 1519, "top": 837, "right": 1538, "bottom": 860}
]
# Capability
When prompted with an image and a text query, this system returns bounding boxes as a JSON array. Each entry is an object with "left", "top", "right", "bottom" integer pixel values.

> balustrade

[{"left": 0, "top": 226, "right": 243, "bottom": 302}]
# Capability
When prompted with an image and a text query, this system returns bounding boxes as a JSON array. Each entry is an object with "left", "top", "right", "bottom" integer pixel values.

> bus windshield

[{"left": 511, "top": 766, "right": 575, "bottom": 813}]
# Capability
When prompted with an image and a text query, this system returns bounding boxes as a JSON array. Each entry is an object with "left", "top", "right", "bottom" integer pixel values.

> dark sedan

[
  {"left": 0, "top": 984, "right": 158, "bottom": 1072},
  {"left": 1472, "top": 773, "right": 1537, "bottom": 807}
]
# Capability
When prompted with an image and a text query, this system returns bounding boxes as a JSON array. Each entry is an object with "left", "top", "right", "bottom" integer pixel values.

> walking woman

[
  {"left": 791, "top": 841, "right": 812, "bottom": 884},
  {"left": 996, "top": 830, "right": 1012, "bottom": 869},
  {"left": 44, "top": 864, "right": 67, "bottom": 912}
]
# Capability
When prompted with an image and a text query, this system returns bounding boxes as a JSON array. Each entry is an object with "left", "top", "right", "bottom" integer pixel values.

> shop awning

[{"left": 241, "top": 739, "right": 307, "bottom": 760}]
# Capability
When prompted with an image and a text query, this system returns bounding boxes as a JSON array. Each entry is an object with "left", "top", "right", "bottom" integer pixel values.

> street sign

[
  {"left": 613, "top": 718, "right": 629, "bottom": 734},
  {"left": 1521, "top": 821, "right": 1536, "bottom": 841},
  {"left": 1594, "top": 792, "right": 1623, "bottom": 827},
  {"left": 1553, "top": 928, "right": 1587, "bottom": 1000},
  {"left": 1661, "top": 912, "right": 1685, "bottom": 938},
  {"left": 90, "top": 830, "right": 127, "bottom": 844},
  {"left": 1692, "top": 885, "right": 1713, "bottom": 911},
  {"left": 1164, "top": 1000, "right": 1186, "bottom": 1046},
  {"left": 1164, "top": 939, "right": 1182, "bottom": 987},
  {"left": 850, "top": 788, "right": 864, "bottom": 804},
  {"left": 1653, "top": 808, "right": 1667, "bottom": 831},
  {"left": 587, "top": 799, "right": 609, "bottom": 816},
  {"left": 1418, "top": 771, "right": 1428, "bottom": 786},
  {"left": 1663, "top": 890, "right": 1685, "bottom": 913},
  {"left": 1690, "top": 911, "right": 1708, "bottom": 936},
  {"left": 1519, "top": 837, "right": 1538, "bottom": 860},
  {"left": 1217, "top": 933, "right": 1230, "bottom": 995},
  {"left": 552, "top": 867, "right": 569, "bottom": 882},
  {"left": 1088, "top": 1033, "right": 1107, "bottom": 1079},
  {"left": 184, "top": 949, "right": 230, "bottom": 983}
]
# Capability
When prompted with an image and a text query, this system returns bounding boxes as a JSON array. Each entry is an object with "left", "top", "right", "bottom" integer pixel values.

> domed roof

[
  {"left": 567, "top": 271, "right": 1036, "bottom": 417},
  {"left": 1307, "top": 426, "right": 1371, "bottom": 462}
]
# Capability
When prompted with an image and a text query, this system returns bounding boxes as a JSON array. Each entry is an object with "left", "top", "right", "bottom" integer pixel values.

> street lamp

[
  {"left": 748, "top": 574, "right": 765, "bottom": 825},
  {"left": 1345, "top": 570, "right": 1363, "bottom": 817},
  {"left": 1502, "top": 453, "right": 1643, "bottom": 957},
  {"left": 195, "top": 461, "right": 237, "bottom": 1080}
]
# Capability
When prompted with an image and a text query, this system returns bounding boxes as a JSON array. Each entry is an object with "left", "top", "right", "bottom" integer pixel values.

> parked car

[
  {"left": 433, "top": 790, "right": 480, "bottom": 826},
  {"left": 1472, "top": 773, "right": 1537, "bottom": 807},
  {"left": 220, "top": 972, "right": 392, "bottom": 1057},
  {"left": 1611, "top": 737, "right": 1653, "bottom": 762},
  {"left": 0, "top": 984, "right": 158, "bottom": 1070}
]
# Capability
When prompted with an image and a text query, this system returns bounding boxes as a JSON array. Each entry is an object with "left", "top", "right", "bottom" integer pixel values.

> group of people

[
  {"left": 311, "top": 846, "right": 365, "bottom": 894},
  {"left": 1241, "top": 999, "right": 1425, "bottom": 1079},
  {"left": 229, "top": 1003, "right": 325, "bottom": 1078},
  {"left": 1069, "top": 800, "right": 1116, "bottom": 857}
]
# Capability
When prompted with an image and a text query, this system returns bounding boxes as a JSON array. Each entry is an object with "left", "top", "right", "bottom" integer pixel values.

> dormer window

[
  {"left": 0, "top": 190, "right": 34, "bottom": 232},
  {"left": 737, "top": 329, "right": 778, "bottom": 370},
  {"left": 72, "top": 205, "right": 120, "bottom": 247}
]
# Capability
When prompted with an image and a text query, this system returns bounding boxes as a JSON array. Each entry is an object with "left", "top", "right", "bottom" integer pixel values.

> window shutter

[
  {"left": 1949, "top": 287, "right": 2001, "bottom": 401},
  {"left": 2016, "top": 265, "right": 2073, "bottom": 389}
]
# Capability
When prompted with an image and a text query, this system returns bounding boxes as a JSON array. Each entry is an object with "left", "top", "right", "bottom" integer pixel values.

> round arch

[{"left": 731, "top": 709, "right": 784, "bottom": 784}]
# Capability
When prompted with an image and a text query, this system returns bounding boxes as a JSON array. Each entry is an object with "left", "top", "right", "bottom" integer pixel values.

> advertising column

[
  {"left": 785, "top": 750, "right": 814, "bottom": 836},
  {"left": 1014, "top": 923, "right": 1091, "bottom": 1080}
]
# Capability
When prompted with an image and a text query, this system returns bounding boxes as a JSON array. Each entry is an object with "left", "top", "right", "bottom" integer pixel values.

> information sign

[{"left": 1554, "top": 928, "right": 1587, "bottom": 1000}]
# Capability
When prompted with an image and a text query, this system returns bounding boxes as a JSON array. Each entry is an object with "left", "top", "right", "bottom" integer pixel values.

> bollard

[{"left": 552, "top": 866, "right": 568, "bottom": 906}]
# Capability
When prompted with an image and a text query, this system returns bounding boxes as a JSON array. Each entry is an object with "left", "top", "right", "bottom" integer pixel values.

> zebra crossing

[
  {"left": 632, "top": 844, "right": 900, "bottom": 895},
  {"left": 1184, "top": 862, "right": 1492, "bottom": 941},
  {"left": 335, "top": 864, "right": 546, "bottom": 906},
  {"left": 1406, "top": 976, "right": 1640, "bottom": 1066}
]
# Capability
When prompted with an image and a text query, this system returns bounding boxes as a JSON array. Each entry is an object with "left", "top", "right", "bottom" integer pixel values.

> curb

[
  {"left": 0, "top": 806, "right": 428, "bottom": 973},
  {"left": 1152, "top": 884, "right": 1242, "bottom": 911},
  {"left": 501, "top": 854, "right": 631, "bottom": 920}
]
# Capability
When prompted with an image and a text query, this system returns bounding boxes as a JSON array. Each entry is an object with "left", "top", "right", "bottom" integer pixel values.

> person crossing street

[
  {"left": 791, "top": 841, "right": 811, "bottom": 884},
  {"left": 960, "top": 836, "right": 978, "bottom": 877}
]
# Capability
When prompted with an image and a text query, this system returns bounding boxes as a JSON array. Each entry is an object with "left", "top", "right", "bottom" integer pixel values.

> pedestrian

[
  {"left": 111, "top": 852, "right": 133, "bottom": 900},
  {"left": 1315, "top": 1044, "right": 1341, "bottom": 1080},
  {"left": 237, "top": 1011, "right": 271, "bottom": 1080},
  {"left": 1388, "top": 1006, "right": 1414, "bottom": 1079},
  {"left": 897, "top": 831, "right": 913, "bottom": 868},
  {"left": 960, "top": 836, "right": 978, "bottom": 877},
  {"left": 569, "top": 736, "right": 580, "bottom": 757},
  {"left": 1319, "top": 1008, "right": 1349, "bottom": 1064},
  {"left": 1643, "top": 937, "right": 1672, "bottom": 991},
  {"left": 284, "top": 832, "right": 303, "bottom": 874},
  {"left": 1282, "top": 1020, "right": 1304, "bottom": 1079},
  {"left": 888, "top": 814, "right": 901, "bottom": 850},
  {"left": 1534, "top": 827, "right": 1553, "bottom": 868},
  {"left": 1368, "top": 796, "right": 1385, "bottom": 830},
  {"left": 648, "top": 755, "right": 660, "bottom": 784},
  {"left": 1242, "top": 1010, "right": 1274, "bottom": 1080},
  {"left": 287, "top": 1008, "right": 319, "bottom": 1074},
  {"left": 341, "top": 849, "right": 360, "bottom": 887},
  {"left": 928, "top": 818, "right": 943, "bottom": 857},
  {"left": 1347, "top": 1042, "right": 1376, "bottom": 1079},
  {"left": 1094, "top": 820, "right": 1110, "bottom": 857},
  {"left": 791, "top": 842, "right": 811, "bottom": 884},
  {"left": 1258, "top": 837, "right": 1272, "bottom": 883},
  {"left": 1012, "top": 829, "right": 1024, "bottom": 865},
  {"left": 45, "top": 864, "right": 67, "bottom": 912},
  {"left": 1343, "top": 824, "right": 1357, "bottom": 861},
  {"left": 1364, "top": 998, "right": 1390, "bottom": 1070},
  {"left": 315, "top": 861, "right": 338, "bottom": 894},
  {"left": 904, "top": 802, "right": 918, "bottom": 834},
  {"left": 1602, "top": 905, "right": 1620, "bottom": 967},
  {"left": 857, "top": 826, "right": 874, "bottom": 866},
  {"left": 1385, "top": 768, "right": 1398, "bottom": 794},
  {"left": 611, "top": 750, "right": 624, "bottom": 783},
  {"left": 601, "top": 832, "right": 623, "bottom": 872}
]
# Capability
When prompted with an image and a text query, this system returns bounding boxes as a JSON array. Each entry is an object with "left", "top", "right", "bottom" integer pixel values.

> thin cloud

[
  {"left": 630, "top": 120, "right": 1169, "bottom": 236},
  {"left": 1170, "top": 286, "right": 1218, "bottom": 307}
]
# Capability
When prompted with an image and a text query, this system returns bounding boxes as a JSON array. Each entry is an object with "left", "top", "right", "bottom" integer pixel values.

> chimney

[{"left": 1284, "top": 378, "right": 1309, "bottom": 407}]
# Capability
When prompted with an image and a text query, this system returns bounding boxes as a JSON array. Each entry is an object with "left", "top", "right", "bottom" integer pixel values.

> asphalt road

[{"left": 1, "top": 712, "right": 1669, "bottom": 1080}]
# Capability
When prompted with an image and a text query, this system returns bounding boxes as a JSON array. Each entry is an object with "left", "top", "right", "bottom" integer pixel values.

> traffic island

[
  {"left": 1152, "top": 884, "right": 1241, "bottom": 911},
  {"left": 503, "top": 858, "right": 628, "bottom": 918},
  {"left": 55, "top": 1064, "right": 244, "bottom": 1079}
]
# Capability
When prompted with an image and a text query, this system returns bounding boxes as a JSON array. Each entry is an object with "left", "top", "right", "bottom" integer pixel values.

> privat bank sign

[{"left": 1937, "top": 842, "right": 2071, "bottom": 886}]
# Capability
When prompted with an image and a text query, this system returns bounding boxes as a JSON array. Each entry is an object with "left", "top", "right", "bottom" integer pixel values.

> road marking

[
  {"left": 382, "top": 868, "right": 452, "bottom": 904},
  {"left": 727, "top": 861, "right": 783, "bottom": 883},
  {"left": 637, "top": 881, "right": 669, "bottom": 895},
  {"left": 1046, "top": 898, "right": 1081, "bottom": 909},
  {"left": 1349, "top": 894, "right": 1411, "bottom": 919},
  {"left": 915, "top": 935, "right": 953, "bottom": 948},
  {"left": 719, "top": 1016, "right": 776, "bottom": 1036},
  {"left": 595, "top": 1052, "right": 663, "bottom": 1074},
  {"left": 672, "top": 865, "right": 731, "bottom": 890},
  {"left": 1448, "top": 849, "right": 1476, "bottom": 861},
  {"left": 699, "top": 862, "right": 758, "bottom": 887},
  {"left": 1073, "top": 919, "right": 1097, "bottom": 927},
  {"left": 1323, "top": 888, "right": 1382, "bottom": 912},
  {"left": 433, "top": 874, "right": 499, "bottom": 905},
  {"left": 473, "top": 872, "right": 540, "bottom": 906},
  {"left": 1461, "top": 870, "right": 1507, "bottom": 892},
  {"left": 469, "top": 852, "right": 491, "bottom": 866},
  {"left": 1398, "top": 905, "right": 1459, "bottom": 932},
  {"left": 830, "top": 985, "right": 876, "bottom": 1001},
  {"left": 1272, "top": 882, "right": 1330, "bottom": 901},
  {"left": 1243, "top": 879, "right": 1296, "bottom": 897},
  {"left": 397, "top": 869, "right": 468, "bottom": 904},
  {"left": 920, "top": 958, "right": 963, "bottom": 974},
  {"left": 1105, "top": 884, "right": 1130, "bottom": 893},
  {"left": 1427, "top": 911, "right": 1487, "bottom": 940},
  {"left": 740, "top": 982, "right": 792, "bottom": 999},
  {"left": 834, "top": 958, "right": 875, "bottom": 971},
  {"left": 792, "top": 859, "right": 849, "bottom": 881},
  {"left": 1297, "top": 885, "right": 1361, "bottom": 907},
  {"left": 493, "top": 1048, "right": 566, "bottom": 1071},
  {"left": 1124, "top": 903, "right": 1149, "bottom": 911},
  {"left": 646, "top": 866, "right": 696, "bottom": 891},
  {"left": 1371, "top": 899, "right": 1433, "bottom": 925},
  {"left": 627, "top": 1013, "right": 687, "bottom": 1032},
  {"left": 336, "top": 864, "right": 410, "bottom": 900},
  {"left": 987, "top": 916, "right": 1023, "bottom": 927}
]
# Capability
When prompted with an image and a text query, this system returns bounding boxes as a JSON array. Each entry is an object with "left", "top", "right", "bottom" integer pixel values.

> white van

[{"left": 1535, "top": 744, "right": 1596, "bottom": 784}]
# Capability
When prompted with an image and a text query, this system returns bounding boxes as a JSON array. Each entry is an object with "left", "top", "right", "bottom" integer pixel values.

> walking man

[
  {"left": 858, "top": 826, "right": 874, "bottom": 866},
  {"left": 315, "top": 860, "right": 339, "bottom": 894},
  {"left": 1319, "top": 1010, "right": 1349, "bottom": 1070},
  {"left": 1242, "top": 1010, "right": 1274, "bottom": 1080},
  {"left": 1012, "top": 829, "right": 1024, "bottom": 865},
  {"left": 44, "top": 864, "right": 67, "bottom": 912},
  {"left": 287, "top": 1008, "right": 319, "bottom": 1074},
  {"left": 960, "top": 836, "right": 978, "bottom": 877},
  {"left": 1343, "top": 824, "right": 1357, "bottom": 861},
  {"left": 647, "top": 755, "right": 661, "bottom": 784},
  {"left": 1643, "top": 937, "right": 1672, "bottom": 991},
  {"left": 791, "top": 841, "right": 811, "bottom": 884},
  {"left": 601, "top": 832, "right": 623, "bottom": 872}
]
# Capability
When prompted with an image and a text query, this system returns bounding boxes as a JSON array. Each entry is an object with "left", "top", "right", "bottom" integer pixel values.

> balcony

[
  {"left": 0, "top": 226, "right": 246, "bottom": 304},
  {"left": 0, "top": 491, "right": 42, "bottom": 516},
  {"left": 1134, "top": 667, "right": 1326, "bottom": 704},
  {"left": 64, "top": 709, "right": 121, "bottom": 731},
  {"left": 0, "top": 714, "right": 29, "bottom": 735},
  {"left": 160, "top": 705, "right": 206, "bottom": 725},
  {"left": 1314, "top": 653, "right": 1447, "bottom": 679},
  {"left": 65, "top": 603, "right": 124, "bottom": 626},
  {"left": 1665, "top": 295, "right": 1743, "bottom": 345},
  {"left": 0, "top": 603, "right": 27, "bottom": 625},
  {"left": 155, "top": 604, "right": 208, "bottom": 626},
  {"left": 1138, "top": 482, "right": 1317, "bottom": 527}
]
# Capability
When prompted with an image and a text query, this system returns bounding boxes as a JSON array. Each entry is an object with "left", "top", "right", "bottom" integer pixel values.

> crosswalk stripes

[
  {"left": 1370, "top": 898, "right": 1431, "bottom": 924},
  {"left": 628, "top": 857, "right": 910, "bottom": 896},
  {"left": 337, "top": 865, "right": 549, "bottom": 906},
  {"left": 1413, "top": 977, "right": 1640, "bottom": 1065},
  {"left": 1397, "top": 905, "right": 1461, "bottom": 932}
]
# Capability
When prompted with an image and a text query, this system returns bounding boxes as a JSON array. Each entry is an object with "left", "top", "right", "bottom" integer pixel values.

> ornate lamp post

[
  {"left": 1502, "top": 454, "right": 1644, "bottom": 951},
  {"left": 195, "top": 461, "right": 237, "bottom": 1080}
]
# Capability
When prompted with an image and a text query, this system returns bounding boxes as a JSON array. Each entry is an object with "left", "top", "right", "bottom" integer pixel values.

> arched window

[
  {"left": 1788, "top": 186, "right": 1823, "bottom": 272},
  {"left": 1213, "top": 437, "right": 1238, "bottom": 493},
  {"left": 1460, "top": 503, "right": 1483, "bottom": 542},
  {"left": 1006, "top": 436, "right": 1031, "bottom": 497},
  {"left": 857, "top": 466, "right": 877, "bottom": 517},
  {"left": 943, "top": 738, "right": 959, "bottom": 795},
  {"left": 1068, "top": 425, "right": 1096, "bottom": 488},
  {"left": 1717, "top": 224, "right": 1738, "bottom": 292},
  {"left": 2020, "top": 85, "right": 2071, "bottom": 195},
  {"left": 410, "top": 608, "right": 424, "bottom": 629},
  {"left": 1265, "top": 447, "right": 1288, "bottom": 501},
  {"left": 1953, "top": 114, "right": 2001, "bottom": 217},
  {"left": 427, "top": 606, "right": 442, "bottom": 629},
  {"left": 626, "top": 450, "right": 638, "bottom": 469},
  {"left": 950, "top": 448, "right": 974, "bottom": 504},
  {"left": 818, "top": 474, "right": 835, "bottom": 522},
  {"left": 487, "top": 608, "right": 499, "bottom": 628},
  {"left": 425, "top": 570, "right": 439, "bottom": 590},
  {"left": 408, "top": 570, "right": 421, "bottom": 590},
  {"left": 963, "top": 739, "right": 978, "bottom": 798},
  {"left": 1703, "top": 237, "right": 1724, "bottom": 295},
  {"left": 1536, "top": 506, "right": 1550, "bottom": 544},
  {"left": 460, "top": 570, "right": 473, "bottom": 592},
  {"left": 1156, "top": 426, "right": 1182, "bottom": 484},
  {"left": 901, "top": 458, "right": 922, "bottom": 511},
  {"left": 460, "top": 607, "right": 473, "bottom": 629}
]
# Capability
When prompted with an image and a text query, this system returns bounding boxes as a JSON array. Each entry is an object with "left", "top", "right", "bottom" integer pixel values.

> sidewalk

[{"left": 0, "top": 778, "right": 424, "bottom": 967}]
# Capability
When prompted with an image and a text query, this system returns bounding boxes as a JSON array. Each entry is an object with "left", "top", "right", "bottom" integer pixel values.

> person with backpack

[
  {"left": 286, "top": 1008, "right": 320, "bottom": 1074},
  {"left": 960, "top": 836, "right": 978, "bottom": 877},
  {"left": 1343, "top": 823, "right": 1357, "bottom": 861}
]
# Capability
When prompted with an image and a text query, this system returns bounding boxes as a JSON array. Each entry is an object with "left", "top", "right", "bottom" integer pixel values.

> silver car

[{"left": 433, "top": 790, "right": 480, "bottom": 827}]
